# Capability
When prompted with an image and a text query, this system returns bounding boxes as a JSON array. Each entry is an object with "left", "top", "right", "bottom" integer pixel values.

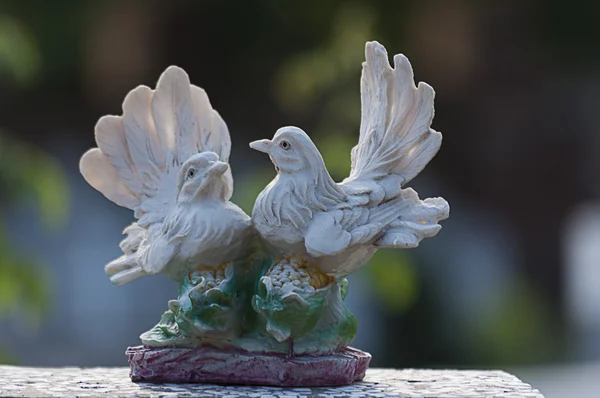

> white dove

[
  {"left": 250, "top": 41, "right": 449, "bottom": 278},
  {"left": 79, "top": 66, "right": 252, "bottom": 285}
]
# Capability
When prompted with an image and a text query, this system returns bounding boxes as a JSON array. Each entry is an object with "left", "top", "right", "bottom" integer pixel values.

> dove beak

[
  {"left": 249, "top": 139, "right": 271, "bottom": 153},
  {"left": 210, "top": 161, "right": 229, "bottom": 176}
]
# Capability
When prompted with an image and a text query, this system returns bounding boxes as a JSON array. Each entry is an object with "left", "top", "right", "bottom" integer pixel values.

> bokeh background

[{"left": 0, "top": 1, "right": 599, "bottom": 396}]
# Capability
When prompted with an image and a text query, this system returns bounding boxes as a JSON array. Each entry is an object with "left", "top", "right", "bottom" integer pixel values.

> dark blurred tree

[{"left": 0, "top": 14, "right": 68, "bottom": 363}]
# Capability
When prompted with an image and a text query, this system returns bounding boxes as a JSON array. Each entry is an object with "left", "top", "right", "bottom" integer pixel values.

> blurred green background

[{"left": 1, "top": 1, "right": 600, "bottom": 395}]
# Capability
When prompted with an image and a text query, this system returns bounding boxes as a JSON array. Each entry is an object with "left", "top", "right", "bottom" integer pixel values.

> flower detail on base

[
  {"left": 186, "top": 263, "right": 229, "bottom": 294},
  {"left": 252, "top": 256, "right": 342, "bottom": 355},
  {"left": 267, "top": 255, "right": 334, "bottom": 293},
  {"left": 173, "top": 262, "right": 238, "bottom": 336},
  {"left": 142, "top": 262, "right": 240, "bottom": 347}
]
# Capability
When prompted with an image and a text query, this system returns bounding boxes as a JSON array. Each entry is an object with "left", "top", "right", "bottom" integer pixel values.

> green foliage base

[{"left": 140, "top": 245, "right": 358, "bottom": 355}]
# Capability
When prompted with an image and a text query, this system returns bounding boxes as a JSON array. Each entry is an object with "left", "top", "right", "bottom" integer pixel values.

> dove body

[
  {"left": 251, "top": 42, "right": 450, "bottom": 278},
  {"left": 149, "top": 152, "right": 252, "bottom": 277},
  {"left": 144, "top": 197, "right": 252, "bottom": 279},
  {"left": 251, "top": 127, "right": 408, "bottom": 277},
  {"left": 250, "top": 131, "right": 376, "bottom": 276},
  {"left": 106, "top": 152, "right": 252, "bottom": 285}
]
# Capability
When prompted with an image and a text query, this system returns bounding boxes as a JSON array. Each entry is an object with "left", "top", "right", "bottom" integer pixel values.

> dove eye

[
  {"left": 280, "top": 140, "right": 291, "bottom": 150},
  {"left": 186, "top": 168, "right": 196, "bottom": 179}
]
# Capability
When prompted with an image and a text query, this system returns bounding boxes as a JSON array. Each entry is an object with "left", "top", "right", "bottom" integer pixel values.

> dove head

[
  {"left": 250, "top": 127, "right": 346, "bottom": 219},
  {"left": 176, "top": 151, "right": 230, "bottom": 203},
  {"left": 249, "top": 126, "right": 326, "bottom": 176}
]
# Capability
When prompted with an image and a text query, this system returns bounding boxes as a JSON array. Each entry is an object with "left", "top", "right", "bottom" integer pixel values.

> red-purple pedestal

[{"left": 127, "top": 345, "right": 371, "bottom": 387}]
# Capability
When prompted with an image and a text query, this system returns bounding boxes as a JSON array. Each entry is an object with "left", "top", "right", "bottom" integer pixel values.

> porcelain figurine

[{"left": 79, "top": 41, "right": 449, "bottom": 386}]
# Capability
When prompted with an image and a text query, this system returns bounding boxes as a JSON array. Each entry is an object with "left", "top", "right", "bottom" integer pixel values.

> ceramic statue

[{"left": 79, "top": 41, "right": 449, "bottom": 386}]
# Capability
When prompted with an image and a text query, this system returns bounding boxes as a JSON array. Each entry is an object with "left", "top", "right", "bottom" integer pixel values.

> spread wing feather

[
  {"left": 79, "top": 65, "right": 233, "bottom": 227},
  {"left": 348, "top": 41, "right": 441, "bottom": 187},
  {"left": 191, "top": 86, "right": 231, "bottom": 162},
  {"left": 79, "top": 148, "right": 139, "bottom": 209},
  {"left": 94, "top": 115, "right": 144, "bottom": 197}
]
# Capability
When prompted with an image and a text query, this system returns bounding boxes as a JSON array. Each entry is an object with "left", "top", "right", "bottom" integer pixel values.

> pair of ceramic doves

[
  {"left": 80, "top": 66, "right": 252, "bottom": 285},
  {"left": 80, "top": 40, "right": 448, "bottom": 285}
]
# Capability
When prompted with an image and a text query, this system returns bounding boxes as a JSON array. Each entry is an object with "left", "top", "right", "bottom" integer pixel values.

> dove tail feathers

[
  {"left": 104, "top": 222, "right": 147, "bottom": 285},
  {"left": 375, "top": 190, "right": 449, "bottom": 249},
  {"left": 109, "top": 266, "right": 147, "bottom": 286},
  {"left": 119, "top": 223, "right": 146, "bottom": 253},
  {"left": 105, "top": 254, "right": 136, "bottom": 276}
]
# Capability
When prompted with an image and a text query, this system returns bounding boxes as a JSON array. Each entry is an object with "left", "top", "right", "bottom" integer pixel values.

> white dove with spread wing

[
  {"left": 250, "top": 41, "right": 449, "bottom": 277},
  {"left": 79, "top": 66, "right": 252, "bottom": 285}
]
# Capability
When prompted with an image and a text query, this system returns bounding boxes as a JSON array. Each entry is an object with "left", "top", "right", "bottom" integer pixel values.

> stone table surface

[{"left": 0, "top": 366, "right": 543, "bottom": 397}]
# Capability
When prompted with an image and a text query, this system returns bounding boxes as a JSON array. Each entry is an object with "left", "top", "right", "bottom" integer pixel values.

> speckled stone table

[{"left": 0, "top": 366, "right": 543, "bottom": 397}]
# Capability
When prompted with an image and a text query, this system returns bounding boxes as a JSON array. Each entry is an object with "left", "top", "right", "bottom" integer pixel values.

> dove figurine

[
  {"left": 79, "top": 42, "right": 451, "bottom": 385},
  {"left": 250, "top": 41, "right": 449, "bottom": 278},
  {"left": 79, "top": 66, "right": 252, "bottom": 286}
]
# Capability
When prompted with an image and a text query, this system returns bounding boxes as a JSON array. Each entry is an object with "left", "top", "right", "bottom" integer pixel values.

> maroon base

[{"left": 127, "top": 345, "right": 371, "bottom": 387}]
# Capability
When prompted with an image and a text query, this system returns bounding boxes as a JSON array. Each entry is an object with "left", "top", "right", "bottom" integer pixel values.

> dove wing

[
  {"left": 79, "top": 66, "right": 233, "bottom": 228},
  {"left": 346, "top": 41, "right": 441, "bottom": 189},
  {"left": 304, "top": 183, "right": 447, "bottom": 259},
  {"left": 304, "top": 189, "right": 387, "bottom": 258},
  {"left": 337, "top": 42, "right": 448, "bottom": 254}
]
